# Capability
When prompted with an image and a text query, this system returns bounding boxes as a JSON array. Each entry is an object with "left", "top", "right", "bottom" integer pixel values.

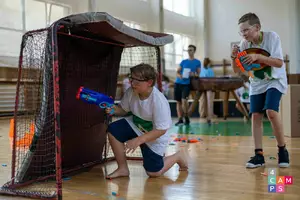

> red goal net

[{"left": 0, "top": 12, "right": 172, "bottom": 200}]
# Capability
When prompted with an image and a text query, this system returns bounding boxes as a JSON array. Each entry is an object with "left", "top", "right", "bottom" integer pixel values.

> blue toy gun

[{"left": 76, "top": 86, "right": 115, "bottom": 115}]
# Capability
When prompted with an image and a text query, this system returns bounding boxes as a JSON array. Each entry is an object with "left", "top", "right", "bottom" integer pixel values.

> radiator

[{"left": 0, "top": 83, "right": 17, "bottom": 113}]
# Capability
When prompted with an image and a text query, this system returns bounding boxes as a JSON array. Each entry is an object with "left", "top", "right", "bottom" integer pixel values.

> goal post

[{"left": 0, "top": 12, "right": 172, "bottom": 200}]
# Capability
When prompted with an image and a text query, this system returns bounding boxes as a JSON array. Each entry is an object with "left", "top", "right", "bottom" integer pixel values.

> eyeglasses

[
  {"left": 238, "top": 25, "right": 255, "bottom": 36},
  {"left": 129, "top": 76, "right": 148, "bottom": 85}
]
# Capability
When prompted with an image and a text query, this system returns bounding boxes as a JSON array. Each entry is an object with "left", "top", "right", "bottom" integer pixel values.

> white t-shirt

[
  {"left": 238, "top": 31, "right": 288, "bottom": 96},
  {"left": 119, "top": 87, "right": 172, "bottom": 156},
  {"left": 236, "top": 82, "right": 250, "bottom": 103}
]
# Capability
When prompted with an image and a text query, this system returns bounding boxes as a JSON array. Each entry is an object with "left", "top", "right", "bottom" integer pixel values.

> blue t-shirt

[
  {"left": 175, "top": 59, "right": 201, "bottom": 85},
  {"left": 200, "top": 66, "right": 215, "bottom": 78}
]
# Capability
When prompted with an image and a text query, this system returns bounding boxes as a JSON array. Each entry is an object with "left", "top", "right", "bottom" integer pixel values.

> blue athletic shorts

[
  {"left": 107, "top": 118, "right": 164, "bottom": 172},
  {"left": 250, "top": 88, "right": 282, "bottom": 114}
]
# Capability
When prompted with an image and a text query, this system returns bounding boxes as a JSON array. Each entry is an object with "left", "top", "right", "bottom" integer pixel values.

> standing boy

[{"left": 231, "top": 13, "right": 289, "bottom": 168}]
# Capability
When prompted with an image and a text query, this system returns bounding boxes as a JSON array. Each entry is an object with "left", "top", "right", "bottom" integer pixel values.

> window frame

[
  {"left": 163, "top": 0, "right": 192, "bottom": 17},
  {"left": 0, "top": 0, "right": 71, "bottom": 66},
  {"left": 164, "top": 31, "right": 195, "bottom": 70}
]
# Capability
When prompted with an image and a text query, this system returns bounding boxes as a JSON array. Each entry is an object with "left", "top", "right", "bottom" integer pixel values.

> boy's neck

[
  {"left": 139, "top": 87, "right": 153, "bottom": 100},
  {"left": 189, "top": 56, "right": 194, "bottom": 60},
  {"left": 251, "top": 31, "right": 263, "bottom": 45}
]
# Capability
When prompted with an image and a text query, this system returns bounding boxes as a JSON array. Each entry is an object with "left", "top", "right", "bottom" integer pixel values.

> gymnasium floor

[{"left": 0, "top": 117, "right": 299, "bottom": 200}]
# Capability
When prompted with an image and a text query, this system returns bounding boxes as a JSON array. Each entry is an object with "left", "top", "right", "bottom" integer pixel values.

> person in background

[
  {"left": 174, "top": 45, "right": 201, "bottom": 126},
  {"left": 123, "top": 73, "right": 131, "bottom": 93},
  {"left": 162, "top": 74, "right": 170, "bottom": 98},
  {"left": 198, "top": 57, "right": 216, "bottom": 125},
  {"left": 235, "top": 74, "right": 250, "bottom": 122}
]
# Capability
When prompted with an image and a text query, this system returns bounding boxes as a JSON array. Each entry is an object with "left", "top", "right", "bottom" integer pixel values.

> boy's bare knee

[
  {"left": 252, "top": 113, "right": 263, "bottom": 121},
  {"left": 146, "top": 171, "right": 162, "bottom": 178},
  {"left": 266, "top": 109, "right": 277, "bottom": 120}
]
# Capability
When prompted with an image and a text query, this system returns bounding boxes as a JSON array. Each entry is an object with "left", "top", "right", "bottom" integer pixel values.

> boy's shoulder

[
  {"left": 152, "top": 87, "right": 168, "bottom": 101},
  {"left": 263, "top": 31, "right": 281, "bottom": 41},
  {"left": 192, "top": 58, "right": 201, "bottom": 63}
]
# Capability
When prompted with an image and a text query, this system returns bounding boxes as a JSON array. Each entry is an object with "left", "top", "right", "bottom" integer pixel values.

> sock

[
  {"left": 255, "top": 149, "right": 263, "bottom": 154},
  {"left": 278, "top": 145, "right": 286, "bottom": 151}
]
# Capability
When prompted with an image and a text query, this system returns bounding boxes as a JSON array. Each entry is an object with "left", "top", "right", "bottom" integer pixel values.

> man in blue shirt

[{"left": 174, "top": 45, "right": 201, "bottom": 126}]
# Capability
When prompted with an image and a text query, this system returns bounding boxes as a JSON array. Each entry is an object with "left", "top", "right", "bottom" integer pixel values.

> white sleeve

[
  {"left": 239, "top": 39, "right": 248, "bottom": 52},
  {"left": 152, "top": 95, "right": 172, "bottom": 130},
  {"left": 119, "top": 88, "right": 132, "bottom": 112},
  {"left": 269, "top": 32, "right": 284, "bottom": 60}
]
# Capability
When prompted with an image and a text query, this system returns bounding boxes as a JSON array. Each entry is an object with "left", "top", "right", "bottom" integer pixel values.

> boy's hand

[
  {"left": 231, "top": 45, "right": 240, "bottom": 58},
  {"left": 105, "top": 105, "right": 116, "bottom": 115},
  {"left": 189, "top": 72, "right": 197, "bottom": 77},
  {"left": 177, "top": 73, "right": 183, "bottom": 79},
  {"left": 242, "top": 54, "right": 260, "bottom": 65},
  {"left": 124, "top": 138, "right": 142, "bottom": 154}
]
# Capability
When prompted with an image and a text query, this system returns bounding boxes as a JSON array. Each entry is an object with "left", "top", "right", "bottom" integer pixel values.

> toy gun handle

[
  {"left": 99, "top": 102, "right": 115, "bottom": 116},
  {"left": 235, "top": 50, "right": 254, "bottom": 78}
]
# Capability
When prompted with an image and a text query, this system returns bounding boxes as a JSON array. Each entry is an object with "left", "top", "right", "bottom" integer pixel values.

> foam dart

[
  {"left": 15, "top": 132, "right": 34, "bottom": 147},
  {"left": 188, "top": 139, "right": 199, "bottom": 143},
  {"left": 180, "top": 137, "right": 187, "bottom": 141},
  {"left": 9, "top": 119, "right": 14, "bottom": 138}
]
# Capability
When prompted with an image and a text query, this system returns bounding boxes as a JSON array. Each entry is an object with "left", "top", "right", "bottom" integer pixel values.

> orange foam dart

[
  {"left": 188, "top": 139, "right": 199, "bottom": 143},
  {"left": 15, "top": 132, "right": 34, "bottom": 147},
  {"left": 174, "top": 138, "right": 180, "bottom": 142},
  {"left": 180, "top": 137, "right": 187, "bottom": 141},
  {"left": 9, "top": 122, "right": 35, "bottom": 148},
  {"left": 9, "top": 119, "right": 14, "bottom": 138}
]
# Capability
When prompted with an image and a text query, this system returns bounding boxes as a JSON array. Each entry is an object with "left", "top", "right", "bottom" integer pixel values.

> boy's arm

[
  {"left": 246, "top": 32, "right": 284, "bottom": 68},
  {"left": 113, "top": 104, "right": 128, "bottom": 116},
  {"left": 177, "top": 60, "right": 185, "bottom": 78},
  {"left": 138, "top": 129, "right": 167, "bottom": 144},
  {"left": 196, "top": 62, "right": 201, "bottom": 77},
  {"left": 259, "top": 32, "right": 284, "bottom": 68},
  {"left": 257, "top": 55, "right": 283, "bottom": 68},
  {"left": 176, "top": 66, "right": 182, "bottom": 78}
]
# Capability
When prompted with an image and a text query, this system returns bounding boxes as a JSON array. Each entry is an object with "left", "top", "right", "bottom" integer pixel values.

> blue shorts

[
  {"left": 250, "top": 88, "right": 282, "bottom": 114},
  {"left": 107, "top": 119, "right": 164, "bottom": 172}
]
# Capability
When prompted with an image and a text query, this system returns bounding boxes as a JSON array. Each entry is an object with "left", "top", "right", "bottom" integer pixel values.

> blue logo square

[{"left": 268, "top": 185, "right": 277, "bottom": 193}]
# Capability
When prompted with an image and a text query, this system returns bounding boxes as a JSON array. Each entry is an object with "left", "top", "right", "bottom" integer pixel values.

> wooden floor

[{"left": 0, "top": 118, "right": 300, "bottom": 200}]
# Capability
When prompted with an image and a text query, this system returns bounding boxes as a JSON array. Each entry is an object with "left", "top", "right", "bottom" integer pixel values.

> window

[
  {"left": 118, "top": 19, "right": 148, "bottom": 73},
  {"left": 0, "top": 0, "right": 23, "bottom": 30},
  {"left": 164, "top": 32, "right": 194, "bottom": 70},
  {"left": 163, "top": 0, "right": 191, "bottom": 17},
  {"left": 26, "top": 0, "right": 70, "bottom": 30},
  {"left": 0, "top": 0, "right": 70, "bottom": 67},
  {"left": 0, "top": 30, "right": 23, "bottom": 57}
]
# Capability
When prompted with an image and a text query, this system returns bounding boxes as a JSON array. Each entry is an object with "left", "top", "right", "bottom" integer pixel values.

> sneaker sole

[
  {"left": 246, "top": 163, "right": 265, "bottom": 168},
  {"left": 175, "top": 123, "right": 184, "bottom": 126},
  {"left": 278, "top": 163, "right": 290, "bottom": 168}
]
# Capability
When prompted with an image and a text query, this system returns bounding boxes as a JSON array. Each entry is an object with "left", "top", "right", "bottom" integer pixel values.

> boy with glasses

[
  {"left": 231, "top": 13, "right": 289, "bottom": 168},
  {"left": 105, "top": 63, "right": 188, "bottom": 179},
  {"left": 174, "top": 44, "right": 201, "bottom": 126}
]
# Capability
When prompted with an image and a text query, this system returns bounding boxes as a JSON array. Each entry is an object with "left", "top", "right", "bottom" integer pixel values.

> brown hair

[
  {"left": 188, "top": 44, "right": 196, "bottom": 51},
  {"left": 130, "top": 63, "right": 157, "bottom": 86},
  {"left": 203, "top": 57, "right": 211, "bottom": 68},
  {"left": 238, "top": 13, "right": 261, "bottom": 26}
]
